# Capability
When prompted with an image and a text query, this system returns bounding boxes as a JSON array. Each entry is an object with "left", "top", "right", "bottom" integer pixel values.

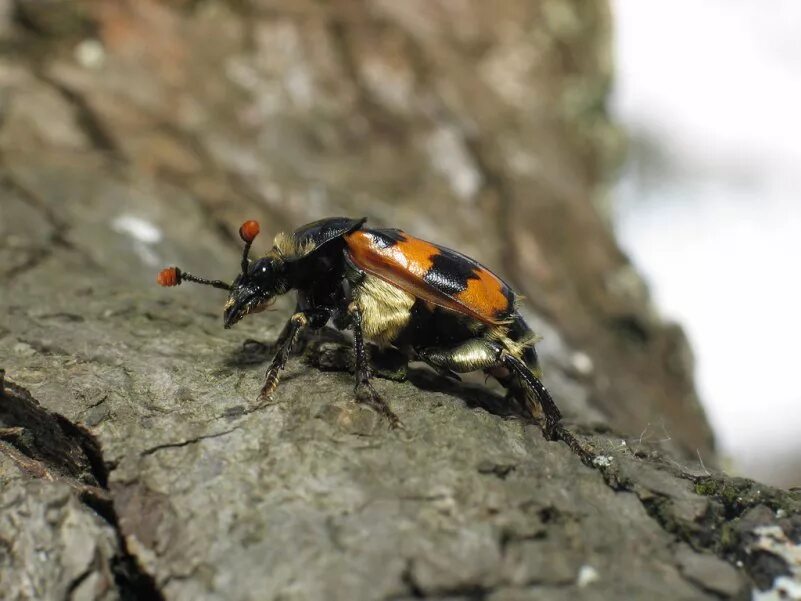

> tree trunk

[{"left": 1, "top": 2, "right": 798, "bottom": 600}]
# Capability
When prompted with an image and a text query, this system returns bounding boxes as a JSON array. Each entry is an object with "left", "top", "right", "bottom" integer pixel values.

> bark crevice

[{"left": 0, "top": 376, "right": 165, "bottom": 601}]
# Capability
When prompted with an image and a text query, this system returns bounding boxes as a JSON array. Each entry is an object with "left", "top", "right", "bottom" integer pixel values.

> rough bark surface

[{"left": 1, "top": 2, "right": 799, "bottom": 600}]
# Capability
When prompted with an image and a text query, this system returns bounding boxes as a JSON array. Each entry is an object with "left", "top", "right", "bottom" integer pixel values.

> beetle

[{"left": 157, "top": 217, "right": 563, "bottom": 437}]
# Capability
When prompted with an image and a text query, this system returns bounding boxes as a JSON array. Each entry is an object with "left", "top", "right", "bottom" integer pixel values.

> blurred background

[
  {"left": 0, "top": 0, "right": 798, "bottom": 485},
  {"left": 611, "top": 0, "right": 801, "bottom": 485}
]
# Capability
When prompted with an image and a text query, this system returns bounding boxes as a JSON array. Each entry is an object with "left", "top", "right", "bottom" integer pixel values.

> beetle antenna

[
  {"left": 157, "top": 267, "right": 231, "bottom": 291},
  {"left": 239, "top": 220, "right": 260, "bottom": 273}
]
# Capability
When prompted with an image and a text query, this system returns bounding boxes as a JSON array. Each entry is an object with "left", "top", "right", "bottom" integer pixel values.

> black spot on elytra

[
  {"left": 367, "top": 228, "right": 408, "bottom": 249},
  {"left": 424, "top": 250, "right": 481, "bottom": 295}
]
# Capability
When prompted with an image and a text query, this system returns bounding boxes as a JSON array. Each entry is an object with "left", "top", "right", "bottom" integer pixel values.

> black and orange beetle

[{"left": 157, "top": 217, "right": 563, "bottom": 436}]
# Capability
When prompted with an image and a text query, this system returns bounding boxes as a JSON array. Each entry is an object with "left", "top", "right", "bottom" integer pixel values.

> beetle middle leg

[{"left": 347, "top": 302, "right": 403, "bottom": 428}]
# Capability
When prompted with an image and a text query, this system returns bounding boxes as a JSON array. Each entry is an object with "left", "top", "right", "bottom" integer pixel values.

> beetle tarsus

[
  {"left": 258, "top": 376, "right": 279, "bottom": 403},
  {"left": 550, "top": 423, "right": 596, "bottom": 465},
  {"left": 354, "top": 380, "right": 403, "bottom": 429}
]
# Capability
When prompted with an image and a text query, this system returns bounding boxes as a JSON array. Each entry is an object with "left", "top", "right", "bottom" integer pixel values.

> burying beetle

[{"left": 158, "top": 218, "right": 589, "bottom": 455}]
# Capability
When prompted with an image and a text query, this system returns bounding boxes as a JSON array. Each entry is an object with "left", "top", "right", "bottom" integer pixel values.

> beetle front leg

[
  {"left": 347, "top": 302, "right": 403, "bottom": 429},
  {"left": 258, "top": 312, "right": 308, "bottom": 402}
]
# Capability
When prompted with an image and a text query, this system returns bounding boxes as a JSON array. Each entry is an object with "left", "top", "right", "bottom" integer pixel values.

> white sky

[{"left": 610, "top": 0, "right": 801, "bottom": 483}]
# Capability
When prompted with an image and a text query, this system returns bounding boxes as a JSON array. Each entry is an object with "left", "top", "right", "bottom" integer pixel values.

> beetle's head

[
  {"left": 223, "top": 254, "right": 288, "bottom": 328},
  {"left": 157, "top": 219, "right": 290, "bottom": 329}
]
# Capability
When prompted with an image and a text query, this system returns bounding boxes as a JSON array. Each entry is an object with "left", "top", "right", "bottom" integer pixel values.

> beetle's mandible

[{"left": 157, "top": 217, "right": 563, "bottom": 436}]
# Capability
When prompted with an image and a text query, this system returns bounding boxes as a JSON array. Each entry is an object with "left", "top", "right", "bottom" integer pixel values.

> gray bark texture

[{"left": 0, "top": 2, "right": 799, "bottom": 600}]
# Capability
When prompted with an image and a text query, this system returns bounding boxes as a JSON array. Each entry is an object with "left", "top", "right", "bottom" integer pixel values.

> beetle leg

[
  {"left": 420, "top": 340, "right": 594, "bottom": 461},
  {"left": 347, "top": 302, "right": 403, "bottom": 428},
  {"left": 417, "top": 340, "right": 503, "bottom": 375},
  {"left": 499, "top": 353, "right": 561, "bottom": 437},
  {"left": 258, "top": 312, "right": 308, "bottom": 401},
  {"left": 417, "top": 340, "right": 562, "bottom": 435}
]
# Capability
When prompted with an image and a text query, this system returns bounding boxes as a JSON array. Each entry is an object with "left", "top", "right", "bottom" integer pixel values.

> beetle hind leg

[
  {"left": 418, "top": 339, "right": 596, "bottom": 463},
  {"left": 499, "top": 354, "right": 561, "bottom": 437},
  {"left": 417, "top": 339, "right": 561, "bottom": 435},
  {"left": 417, "top": 339, "right": 503, "bottom": 376}
]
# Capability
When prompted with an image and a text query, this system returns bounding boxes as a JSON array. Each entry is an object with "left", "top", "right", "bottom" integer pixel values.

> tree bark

[{"left": 1, "top": 2, "right": 798, "bottom": 600}]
